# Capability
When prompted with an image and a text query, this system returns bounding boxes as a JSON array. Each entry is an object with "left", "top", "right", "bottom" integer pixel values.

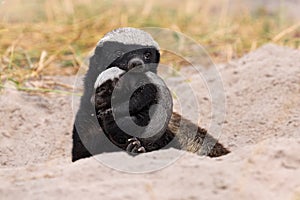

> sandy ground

[{"left": 0, "top": 44, "right": 299, "bottom": 199}]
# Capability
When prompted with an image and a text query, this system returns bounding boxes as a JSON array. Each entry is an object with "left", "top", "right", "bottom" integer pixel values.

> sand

[{"left": 0, "top": 44, "right": 299, "bottom": 199}]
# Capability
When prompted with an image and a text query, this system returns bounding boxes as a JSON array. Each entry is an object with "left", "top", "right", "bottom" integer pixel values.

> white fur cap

[{"left": 97, "top": 27, "right": 159, "bottom": 50}]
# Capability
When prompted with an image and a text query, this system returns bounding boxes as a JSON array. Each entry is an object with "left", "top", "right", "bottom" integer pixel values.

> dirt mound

[{"left": 0, "top": 44, "right": 299, "bottom": 199}]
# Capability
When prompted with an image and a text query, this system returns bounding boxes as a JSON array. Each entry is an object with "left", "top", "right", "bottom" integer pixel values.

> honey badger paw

[{"left": 126, "top": 137, "right": 146, "bottom": 154}]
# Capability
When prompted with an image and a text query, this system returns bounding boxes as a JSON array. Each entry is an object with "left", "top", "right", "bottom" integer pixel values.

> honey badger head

[{"left": 91, "top": 28, "right": 160, "bottom": 73}]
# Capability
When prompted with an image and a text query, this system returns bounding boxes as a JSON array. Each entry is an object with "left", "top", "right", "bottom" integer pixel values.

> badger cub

[{"left": 71, "top": 27, "right": 229, "bottom": 162}]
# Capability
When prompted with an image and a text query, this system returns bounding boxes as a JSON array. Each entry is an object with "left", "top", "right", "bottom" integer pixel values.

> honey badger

[{"left": 72, "top": 27, "right": 229, "bottom": 162}]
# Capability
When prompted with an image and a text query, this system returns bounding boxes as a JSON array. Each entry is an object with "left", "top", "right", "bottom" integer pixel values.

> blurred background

[{"left": 0, "top": 0, "right": 299, "bottom": 89}]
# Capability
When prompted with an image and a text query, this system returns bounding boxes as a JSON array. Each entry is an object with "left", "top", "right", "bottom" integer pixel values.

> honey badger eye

[{"left": 143, "top": 52, "right": 152, "bottom": 61}]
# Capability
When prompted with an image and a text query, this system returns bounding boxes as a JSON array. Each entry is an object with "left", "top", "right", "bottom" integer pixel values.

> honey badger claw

[{"left": 126, "top": 138, "right": 146, "bottom": 153}]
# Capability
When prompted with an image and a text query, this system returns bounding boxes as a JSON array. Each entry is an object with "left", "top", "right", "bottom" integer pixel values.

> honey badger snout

[{"left": 128, "top": 57, "right": 145, "bottom": 70}]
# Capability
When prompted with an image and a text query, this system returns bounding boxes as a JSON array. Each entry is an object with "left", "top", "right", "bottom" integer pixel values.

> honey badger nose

[{"left": 128, "top": 58, "right": 144, "bottom": 70}]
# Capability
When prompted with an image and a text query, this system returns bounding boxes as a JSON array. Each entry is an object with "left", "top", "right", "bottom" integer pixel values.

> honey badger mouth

[{"left": 93, "top": 66, "right": 173, "bottom": 139}]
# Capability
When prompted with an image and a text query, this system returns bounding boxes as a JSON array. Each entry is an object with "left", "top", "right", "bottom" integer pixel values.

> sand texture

[{"left": 0, "top": 44, "right": 299, "bottom": 199}]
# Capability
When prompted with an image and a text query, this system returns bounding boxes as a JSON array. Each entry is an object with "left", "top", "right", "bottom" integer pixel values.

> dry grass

[{"left": 0, "top": 0, "right": 299, "bottom": 91}]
